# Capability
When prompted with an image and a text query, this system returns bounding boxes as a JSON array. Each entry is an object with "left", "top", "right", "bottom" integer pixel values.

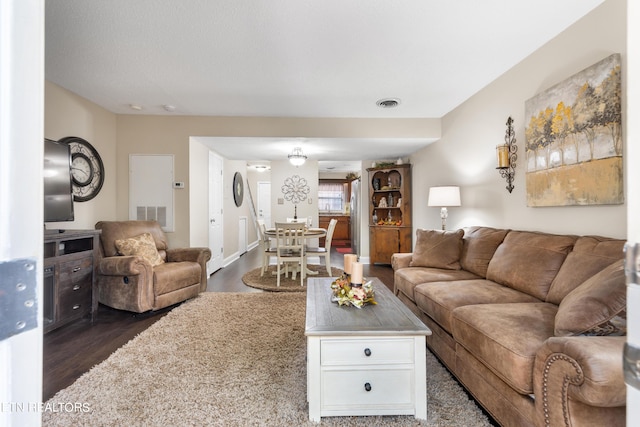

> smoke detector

[{"left": 376, "top": 98, "right": 401, "bottom": 108}]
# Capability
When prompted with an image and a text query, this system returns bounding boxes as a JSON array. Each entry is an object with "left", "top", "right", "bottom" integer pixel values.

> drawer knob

[
  {"left": 364, "top": 382, "right": 372, "bottom": 392},
  {"left": 364, "top": 348, "right": 372, "bottom": 357},
  {"left": 73, "top": 285, "right": 81, "bottom": 291},
  {"left": 73, "top": 266, "right": 82, "bottom": 273},
  {"left": 72, "top": 304, "right": 81, "bottom": 310}
]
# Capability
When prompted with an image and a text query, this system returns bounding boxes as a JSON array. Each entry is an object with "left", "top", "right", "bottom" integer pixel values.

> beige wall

[
  {"left": 270, "top": 160, "right": 319, "bottom": 224},
  {"left": 410, "top": 0, "right": 627, "bottom": 239},
  {"left": 188, "top": 138, "right": 210, "bottom": 248},
  {"left": 44, "top": 81, "right": 118, "bottom": 230},
  {"left": 115, "top": 115, "right": 436, "bottom": 251},
  {"left": 223, "top": 159, "right": 256, "bottom": 260}
]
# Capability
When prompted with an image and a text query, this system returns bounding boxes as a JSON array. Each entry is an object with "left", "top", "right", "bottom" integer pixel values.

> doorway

[{"left": 257, "top": 181, "right": 272, "bottom": 228}]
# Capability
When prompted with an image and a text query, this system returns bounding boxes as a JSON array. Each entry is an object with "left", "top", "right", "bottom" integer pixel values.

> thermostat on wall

[{"left": 173, "top": 182, "right": 185, "bottom": 189}]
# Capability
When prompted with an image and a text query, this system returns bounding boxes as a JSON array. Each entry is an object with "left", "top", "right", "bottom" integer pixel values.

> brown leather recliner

[{"left": 95, "top": 220, "right": 212, "bottom": 313}]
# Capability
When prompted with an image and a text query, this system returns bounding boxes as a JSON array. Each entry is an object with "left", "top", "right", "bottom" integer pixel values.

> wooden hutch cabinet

[{"left": 367, "top": 164, "right": 412, "bottom": 264}]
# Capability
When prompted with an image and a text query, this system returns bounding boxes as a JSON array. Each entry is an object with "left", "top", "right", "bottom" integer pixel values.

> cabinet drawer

[
  {"left": 59, "top": 279, "right": 91, "bottom": 303},
  {"left": 321, "top": 368, "right": 414, "bottom": 408},
  {"left": 58, "top": 257, "right": 92, "bottom": 321},
  {"left": 58, "top": 283, "right": 91, "bottom": 320},
  {"left": 59, "top": 257, "right": 93, "bottom": 287},
  {"left": 58, "top": 297, "right": 90, "bottom": 320},
  {"left": 321, "top": 338, "right": 414, "bottom": 365}
]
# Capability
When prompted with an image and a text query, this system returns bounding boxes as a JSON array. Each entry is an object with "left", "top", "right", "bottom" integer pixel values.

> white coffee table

[{"left": 305, "top": 277, "right": 431, "bottom": 422}]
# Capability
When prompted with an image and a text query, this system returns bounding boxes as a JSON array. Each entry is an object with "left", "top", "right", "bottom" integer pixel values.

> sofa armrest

[
  {"left": 534, "top": 336, "right": 625, "bottom": 426},
  {"left": 391, "top": 253, "right": 413, "bottom": 271},
  {"left": 95, "top": 255, "right": 155, "bottom": 312},
  {"left": 97, "top": 255, "right": 151, "bottom": 276},
  {"left": 166, "top": 247, "right": 212, "bottom": 292},
  {"left": 166, "top": 247, "right": 212, "bottom": 264}
]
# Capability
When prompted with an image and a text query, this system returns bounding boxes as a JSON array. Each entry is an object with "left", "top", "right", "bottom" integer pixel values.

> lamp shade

[{"left": 427, "top": 186, "right": 461, "bottom": 207}]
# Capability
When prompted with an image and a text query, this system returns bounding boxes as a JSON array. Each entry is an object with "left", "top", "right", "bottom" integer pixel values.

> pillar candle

[
  {"left": 497, "top": 145, "right": 509, "bottom": 168},
  {"left": 351, "top": 262, "right": 364, "bottom": 285},
  {"left": 343, "top": 254, "right": 357, "bottom": 275}
]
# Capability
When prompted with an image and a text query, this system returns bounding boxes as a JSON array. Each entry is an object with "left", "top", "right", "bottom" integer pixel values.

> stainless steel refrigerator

[{"left": 350, "top": 177, "right": 361, "bottom": 257}]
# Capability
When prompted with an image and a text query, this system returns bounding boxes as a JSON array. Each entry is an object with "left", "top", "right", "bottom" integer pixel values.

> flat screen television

[{"left": 43, "top": 138, "right": 75, "bottom": 223}]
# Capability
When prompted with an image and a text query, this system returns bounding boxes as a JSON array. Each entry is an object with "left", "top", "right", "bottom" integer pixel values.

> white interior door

[
  {"left": 257, "top": 181, "right": 272, "bottom": 228},
  {"left": 1, "top": 1, "right": 44, "bottom": 426},
  {"left": 239, "top": 216, "right": 247, "bottom": 255},
  {"left": 208, "top": 151, "right": 223, "bottom": 274}
]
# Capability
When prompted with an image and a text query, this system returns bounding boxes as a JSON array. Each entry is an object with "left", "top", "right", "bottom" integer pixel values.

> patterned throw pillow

[{"left": 115, "top": 232, "right": 164, "bottom": 267}]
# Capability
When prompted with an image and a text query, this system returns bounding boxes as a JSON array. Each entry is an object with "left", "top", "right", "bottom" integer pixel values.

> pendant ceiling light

[{"left": 288, "top": 147, "right": 307, "bottom": 166}]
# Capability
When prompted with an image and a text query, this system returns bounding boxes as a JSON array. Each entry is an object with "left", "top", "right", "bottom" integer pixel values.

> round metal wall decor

[
  {"left": 281, "top": 175, "right": 310, "bottom": 204},
  {"left": 58, "top": 136, "right": 105, "bottom": 202},
  {"left": 233, "top": 172, "right": 244, "bottom": 207}
]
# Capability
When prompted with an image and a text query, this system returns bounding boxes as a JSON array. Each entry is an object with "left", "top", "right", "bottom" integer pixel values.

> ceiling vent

[{"left": 376, "top": 98, "right": 400, "bottom": 108}]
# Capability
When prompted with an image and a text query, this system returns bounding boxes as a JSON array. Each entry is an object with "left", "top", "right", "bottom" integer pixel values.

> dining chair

[
  {"left": 274, "top": 221, "right": 306, "bottom": 287},
  {"left": 305, "top": 218, "right": 337, "bottom": 275},
  {"left": 256, "top": 219, "right": 276, "bottom": 276}
]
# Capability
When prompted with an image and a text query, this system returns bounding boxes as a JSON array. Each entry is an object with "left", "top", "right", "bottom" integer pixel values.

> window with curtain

[{"left": 318, "top": 182, "right": 345, "bottom": 213}]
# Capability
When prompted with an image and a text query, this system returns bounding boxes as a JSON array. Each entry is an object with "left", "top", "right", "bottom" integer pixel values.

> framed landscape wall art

[{"left": 524, "top": 53, "right": 623, "bottom": 206}]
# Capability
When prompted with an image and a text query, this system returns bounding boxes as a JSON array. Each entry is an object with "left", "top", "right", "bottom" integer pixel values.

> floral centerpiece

[{"left": 330, "top": 274, "right": 377, "bottom": 308}]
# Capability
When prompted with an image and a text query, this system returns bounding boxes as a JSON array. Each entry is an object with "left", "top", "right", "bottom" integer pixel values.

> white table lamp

[{"left": 427, "top": 186, "right": 461, "bottom": 230}]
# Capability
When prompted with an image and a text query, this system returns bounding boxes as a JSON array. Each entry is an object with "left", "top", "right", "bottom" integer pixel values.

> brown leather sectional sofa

[{"left": 392, "top": 226, "right": 626, "bottom": 427}]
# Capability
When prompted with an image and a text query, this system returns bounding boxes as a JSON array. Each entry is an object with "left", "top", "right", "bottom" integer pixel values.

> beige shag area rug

[
  {"left": 43, "top": 292, "right": 492, "bottom": 427},
  {"left": 242, "top": 264, "right": 343, "bottom": 291}
]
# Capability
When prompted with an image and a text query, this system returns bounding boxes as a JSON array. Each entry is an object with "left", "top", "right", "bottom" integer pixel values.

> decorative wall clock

[
  {"left": 233, "top": 172, "right": 244, "bottom": 207},
  {"left": 59, "top": 136, "right": 105, "bottom": 202}
]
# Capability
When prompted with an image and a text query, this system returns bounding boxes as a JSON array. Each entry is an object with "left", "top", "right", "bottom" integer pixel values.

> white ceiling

[
  {"left": 45, "top": 0, "right": 604, "bottom": 170},
  {"left": 194, "top": 136, "right": 436, "bottom": 172}
]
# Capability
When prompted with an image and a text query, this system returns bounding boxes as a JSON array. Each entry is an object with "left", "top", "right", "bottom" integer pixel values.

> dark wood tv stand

[{"left": 43, "top": 229, "right": 100, "bottom": 333}]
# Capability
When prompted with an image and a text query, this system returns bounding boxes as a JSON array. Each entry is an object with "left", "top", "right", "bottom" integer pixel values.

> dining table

[{"left": 264, "top": 227, "right": 327, "bottom": 278}]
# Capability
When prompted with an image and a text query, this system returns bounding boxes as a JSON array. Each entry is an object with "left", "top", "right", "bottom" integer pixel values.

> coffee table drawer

[
  {"left": 321, "top": 338, "right": 414, "bottom": 365},
  {"left": 321, "top": 368, "right": 414, "bottom": 408}
]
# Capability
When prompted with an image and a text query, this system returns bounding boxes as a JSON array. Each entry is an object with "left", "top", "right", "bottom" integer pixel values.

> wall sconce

[
  {"left": 496, "top": 116, "right": 517, "bottom": 193},
  {"left": 427, "top": 186, "right": 461, "bottom": 230}
]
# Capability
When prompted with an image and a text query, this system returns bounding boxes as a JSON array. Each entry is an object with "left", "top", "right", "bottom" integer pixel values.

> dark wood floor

[{"left": 43, "top": 246, "right": 396, "bottom": 400}]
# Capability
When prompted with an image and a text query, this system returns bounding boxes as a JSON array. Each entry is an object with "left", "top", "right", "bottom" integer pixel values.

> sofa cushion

[
  {"left": 486, "top": 231, "right": 576, "bottom": 300},
  {"left": 546, "top": 236, "right": 625, "bottom": 304},
  {"left": 460, "top": 226, "right": 509, "bottom": 278},
  {"left": 153, "top": 261, "right": 201, "bottom": 295},
  {"left": 395, "top": 268, "right": 481, "bottom": 302},
  {"left": 554, "top": 259, "right": 626, "bottom": 337},
  {"left": 414, "top": 279, "right": 541, "bottom": 333},
  {"left": 115, "top": 232, "right": 164, "bottom": 267},
  {"left": 410, "top": 228, "right": 464, "bottom": 270},
  {"left": 452, "top": 303, "right": 557, "bottom": 394}
]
